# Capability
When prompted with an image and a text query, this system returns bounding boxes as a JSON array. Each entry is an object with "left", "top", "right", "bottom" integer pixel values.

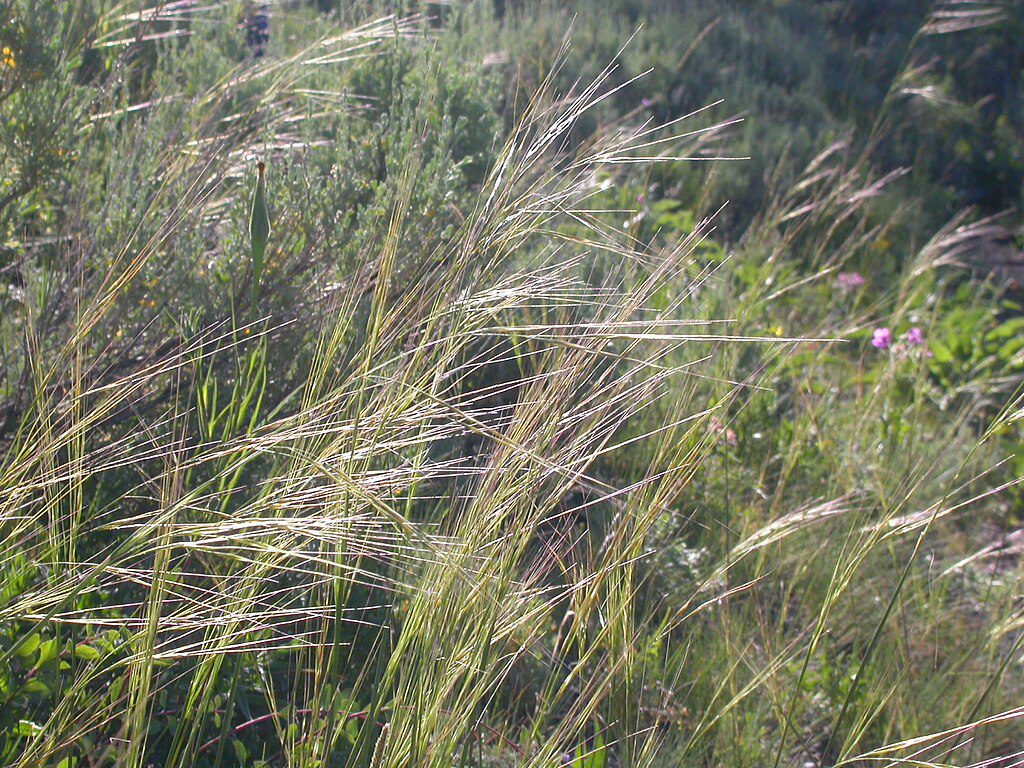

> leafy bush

[{"left": 1, "top": 2, "right": 1023, "bottom": 768}]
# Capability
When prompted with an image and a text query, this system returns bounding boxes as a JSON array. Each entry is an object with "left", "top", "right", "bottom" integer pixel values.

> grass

[{"left": 0, "top": 2, "right": 1022, "bottom": 767}]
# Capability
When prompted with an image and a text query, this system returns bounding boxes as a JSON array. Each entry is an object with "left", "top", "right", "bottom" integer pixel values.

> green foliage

[
  {"left": 928, "top": 288, "right": 1024, "bottom": 393},
  {"left": 0, "top": 2, "right": 1022, "bottom": 768}
]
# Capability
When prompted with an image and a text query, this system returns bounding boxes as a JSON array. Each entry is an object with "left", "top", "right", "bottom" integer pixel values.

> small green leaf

[
  {"left": 35, "top": 638, "right": 59, "bottom": 667},
  {"left": 14, "top": 720, "right": 43, "bottom": 738},
  {"left": 23, "top": 679, "right": 50, "bottom": 696},
  {"left": 13, "top": 634, "right": 40, "bottom": 659},
  {"left": 74, "top": 644, "right": 101, "bottom": 662},
  {"left": 232, "top": 738, "right": 249, "bottom": 766}
]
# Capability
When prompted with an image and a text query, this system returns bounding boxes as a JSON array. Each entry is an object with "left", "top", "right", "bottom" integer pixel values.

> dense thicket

[{"left": 1, "top": 2, "right": 1022, "bottom": 768}]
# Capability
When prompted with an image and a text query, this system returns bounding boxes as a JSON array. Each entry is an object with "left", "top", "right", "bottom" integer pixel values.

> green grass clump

[{"left": 0, "top": 2, "right": 1022, "bottom": 768}]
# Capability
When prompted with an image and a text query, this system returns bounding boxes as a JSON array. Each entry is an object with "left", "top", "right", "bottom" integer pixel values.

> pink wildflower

[
  {"left": 871, "top": 327, "right": 892, "bottom": 349},
  {"left": 837, "top": 272, "right": 865, "bottom": 291},
  {"left": 708, "top": 416, "right": 738, "bottom": 447},
  {"left": 905, "top": 327, "right": 925, "bottom": 346}
]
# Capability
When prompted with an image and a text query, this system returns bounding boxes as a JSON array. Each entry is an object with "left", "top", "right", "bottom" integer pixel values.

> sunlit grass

[{"left": 0, "top": 3, "right": 1021, "bottom": 768}]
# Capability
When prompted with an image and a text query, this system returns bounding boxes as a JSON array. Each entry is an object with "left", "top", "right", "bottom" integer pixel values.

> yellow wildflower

[{"left": 1, "top": 47, "right": 15, "bottom": 69}]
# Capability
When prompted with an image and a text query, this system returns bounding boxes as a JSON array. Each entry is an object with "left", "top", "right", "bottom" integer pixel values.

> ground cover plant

[{"left": 1, "top": 1, "right": 1023, "bottom": 767}]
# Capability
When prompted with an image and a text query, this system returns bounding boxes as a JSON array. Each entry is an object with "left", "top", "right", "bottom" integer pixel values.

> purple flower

[
  {"left": 871, "top": 327, "right": 892, "bottom": 349},
  {"left": 641, "top": 97, "right": 653, "bottom": 108},
  {"left": 905, "top": 327, "right": 925, "bottom": 346},
  {"left": 837, "top": 272, "right": 865, "bottom": 291}
]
